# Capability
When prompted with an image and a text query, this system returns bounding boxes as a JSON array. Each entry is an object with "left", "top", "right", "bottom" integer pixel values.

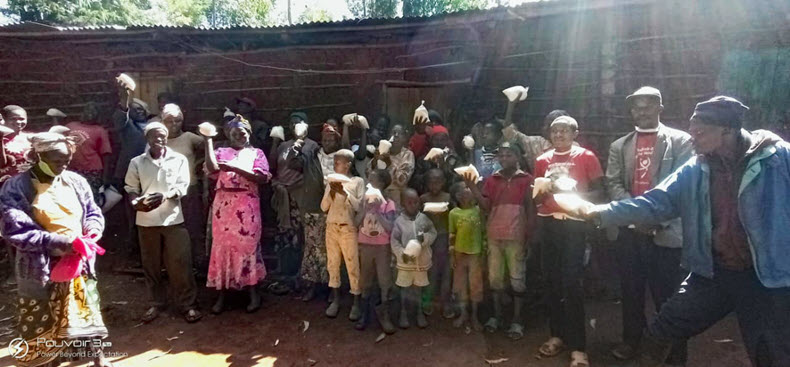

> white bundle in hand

[
  {"left": 413, "top": 100, "right": 429, "bottom": 125},
  {"left": 404, "top": 240, "right": 422, "bottom": 257},
  {"left": 342, "top": 113, "right": 369, "bottom": 129},
  {"left": 502, "top": 86, "right": 529, "bottom": 102},
  {"left": 378, "top": 139, "right": 392, "bottom": 155},
  {"left": 327, "top": 173, "right": 351, "bottom": 183},
  {"left": 463, "top": 135, "right": 475, "bottom": 150},
  {"left": 270, "top": 126, "right": 285, "bottom": 140},
  {"left": 233, "top": 148, "right": 257, "bottom": 172},
  {"left": 366, "top": 145, "right": 376, "bottom": 154},
  {"left": 198, "top": 122, "right": 217, "bottom": 137},
  {"left": 294, "top": 122, "right": 309, "bottom": 139},
  {"left": 223, "top": 107, "right": 235, "bottom": 118},
  {"left": 532, "top": 177, "right": 552, "bottom": 198},
  {"left": 116, "top": 73, "right": 136, "bottom": 91},
  {"left": 376, "top": 160, "right": 387, "bottom": 169},
  {"left": 554, "top": 176, "right": 578, "bottom": 192},
  {"left": 0, "top": 125, "right": 14, "bottom": 136},
  {"left": 365, "top": 184, "right": 385, "bottom": 204},
  {"left": 553, "top": 193, "right": 593, "bottom": 216},
  {"left": 424, "top": 147, "right": 445, "bottom": 161},
  {"left": 423, "top": 202, "right": 450, "bottom": 213},
  {"left": 46, "top": 108, "right": 66, "bottom": 118},
  {"left": 454, "top": 164, "right": 480, "bottom": 182}
]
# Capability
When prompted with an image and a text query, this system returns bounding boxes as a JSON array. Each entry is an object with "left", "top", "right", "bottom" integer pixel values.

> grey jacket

[{"left": 605, "top": 123, "right": 693, "bottom": 247}]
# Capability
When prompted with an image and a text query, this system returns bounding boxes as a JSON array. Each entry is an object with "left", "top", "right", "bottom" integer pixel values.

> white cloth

[{"left": 124, "top": 147, "right": 190, "bottom": 227}]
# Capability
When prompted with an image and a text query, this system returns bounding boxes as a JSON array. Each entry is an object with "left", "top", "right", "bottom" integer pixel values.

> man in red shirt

[
  {"left": 605, "top": 87, "right": 693, "bottom": 365},
  {"left": 533, "top": 116, "right": 604, "bottom": 367},
  {"left": 463, "top": 141, "right": 534, "bottom": 340}
]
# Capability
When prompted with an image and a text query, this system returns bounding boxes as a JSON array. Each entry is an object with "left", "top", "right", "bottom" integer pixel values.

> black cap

[{"left": 691, "top": 96, "right": 749, "bottom": 128}]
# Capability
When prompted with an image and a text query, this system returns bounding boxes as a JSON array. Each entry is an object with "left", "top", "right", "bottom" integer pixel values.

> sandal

[
  {"left": 570, "top": 351, "right": 589, "bottom": 367},
  {"left": 538, "top": 337, "right": 565, "bottom": 357},
  {"left": 506, "top": 323, "right": 524, "bottom": 341},
  {"left": 484, "top": 317, "right": 499, "bottom": 333},
  {"left": 183, "top": 309, "right": 203, "bottom": 323},
  {"left": 267, "top": 282, "right": 291, "bottom": 296},
  {"left": 141, "top": 306, "right": 160, "bottom": 323}
]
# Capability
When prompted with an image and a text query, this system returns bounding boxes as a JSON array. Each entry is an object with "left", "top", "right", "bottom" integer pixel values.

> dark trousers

[
  {"left": 650, "top": 268, "right": 790, "bottom": 367},
  {"left": 615, "top": 228, "right": 687, "bottom": 363},
  {"left": 181, "top": 184, "right": 207, "bottom": 274},
  {"left": 138, "top": 224, "right": 198, "bottom": 312},
  {"left": 540, "top": 217, "right": 588, "bottom": 351}
]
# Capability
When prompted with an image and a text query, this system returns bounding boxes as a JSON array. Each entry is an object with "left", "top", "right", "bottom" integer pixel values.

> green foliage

[
  {"left": 346, "top": 0, "right": 398, "bottom": 19},
  {"left": 297, "top": 7, "right": 331, "bottom": 23},
  {"left": 1, "top": 0, "right": 274, "bottom": 26},
  {"left": 403, "top": 0, "right": 488, "bottom": 17}
]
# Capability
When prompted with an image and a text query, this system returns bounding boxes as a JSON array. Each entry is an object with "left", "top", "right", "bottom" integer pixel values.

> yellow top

[{"left": 31, "top": 175, "right": 83, "bottom": 241}]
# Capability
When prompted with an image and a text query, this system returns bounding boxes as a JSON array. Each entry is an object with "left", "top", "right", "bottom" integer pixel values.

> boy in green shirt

[{"left": 449, "top": 182, "right": 485, "bottom": 330}]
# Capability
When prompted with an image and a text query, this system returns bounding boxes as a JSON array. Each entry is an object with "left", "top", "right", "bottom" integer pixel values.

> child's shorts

[{"left": 396, "top": 269, "right": 429, "bottom": 287}]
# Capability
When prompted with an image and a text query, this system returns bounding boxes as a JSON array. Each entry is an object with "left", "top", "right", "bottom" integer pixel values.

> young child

[
  {"left": 448, "top": 182, "right": 485, "bottom": 330},
  {"left": 420, "top": 168, "right": 454, "bottom": 318},
  {"left": 463, "top": 141, "right": 534, "bottom": 340},
  {"left": 391, "top": 188, "right": 437, "bottom": 329},
  {"left": 355, "top": 169, "right": 398, "bottom": 333},
  {"left": 320, "top": 149, "right": 365, "bottom": 320}
]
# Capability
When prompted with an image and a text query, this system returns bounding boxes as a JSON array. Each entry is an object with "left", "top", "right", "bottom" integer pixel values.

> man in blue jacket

[{"left": 581, "top": 96, "right": 790, "bottom": 367}]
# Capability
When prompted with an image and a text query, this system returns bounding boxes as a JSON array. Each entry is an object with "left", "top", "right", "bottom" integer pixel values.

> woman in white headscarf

[{"left": 0, "top": 132, "right": 112, "bottom": 367}]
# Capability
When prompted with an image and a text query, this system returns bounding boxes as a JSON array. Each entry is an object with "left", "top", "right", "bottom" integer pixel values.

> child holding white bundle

[
  {"left": 355, "top": 169, "right": 398, "bottom": 333},
  {"left": 391, "top": 188, "right": 437, "bottom": 329}
]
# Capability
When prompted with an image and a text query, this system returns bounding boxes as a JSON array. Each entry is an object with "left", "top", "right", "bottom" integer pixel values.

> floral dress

[{"left": 206, "top": 147, "right": 271, "bottom": 290}]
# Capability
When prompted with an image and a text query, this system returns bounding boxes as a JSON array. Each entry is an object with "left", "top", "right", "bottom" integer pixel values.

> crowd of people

[{"left": 0, "top": 79, "right": 788, "bottom": 367}]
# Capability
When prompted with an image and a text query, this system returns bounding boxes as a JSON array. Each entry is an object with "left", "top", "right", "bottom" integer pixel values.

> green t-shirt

[{"left": 448, "top": 206, "right": 484, "bottom": 255}]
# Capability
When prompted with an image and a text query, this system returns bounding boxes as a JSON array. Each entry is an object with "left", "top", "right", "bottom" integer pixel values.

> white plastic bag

[
  {"left": 404, "top": 240, "right": 422, "bottom": 257},
  {"left": 413, "top": 100, "right": 429, "bottom": 125},
  {"left": 116, "top": 73, "right": 136, "bottom": 91},
  {"left": 327, "top": 173, "right": 351, "bottom": 183},
  {"left": 378, "top": 139, "right": 392, "bottom": 155},
  {"left": 532, "top": 177, "right": 552, "bottom": 198},
  {"left": 198, "top": 122, "right": 217, "bottom": 137},
  {"left": 365, "top": 184, "right": 385, "bottom": 204},
  {"left": 462, "top": 135, "right": 475, "bottom": 150},
  {"left": 424, "top": 147, "right": 445, "bottom": 161},
  {"left": 553, "top": 193, "right": 593, "bottom": 215},
  {"left": 46, "top": 108, "right": 66, "bottom": 118},
  {"left": 423, "top": 202, "right": 450, "bottom": 213},
  {"left": 342, "top": 113, "right": 369, "bottom": 129},
  {"left": 270, "top": 126, "right": 285, "bottom": 140},
  {"left": 502, "top": 86, "right": 529, "bottom": 102},
  {"left": 0, "top": 125, "right": 14, "bottom": 136},
  {"left": 454, "top": 164, "right": 480, "bottom": 182},
  {"left": 294, "top": 122, "right": 309, "bottom": 139}
]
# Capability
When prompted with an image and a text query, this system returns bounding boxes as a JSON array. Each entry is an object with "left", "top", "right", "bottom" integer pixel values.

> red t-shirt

[
  {"left": 631, "top": 132, "right": 658, "bottom": 196},
  {"left": 66, "top": 121, "right": 112, "bottom": 172},
  {"left": 481, "top": 170, "right": 533, "bottom": 241},
  {"left": 409, "top": 133, "right": 430, "bottom": 158},
  {"left": 534, "top": 145, "right": 603, "bottom": 216}
]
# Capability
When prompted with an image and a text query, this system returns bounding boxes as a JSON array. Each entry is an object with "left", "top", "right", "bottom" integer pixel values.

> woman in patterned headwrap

[
  {"left": 204, "top": 115, "right": 271, "bottom": 314},
  {"left": 0, "top": 132, "right": 111, "bottom": 367}
]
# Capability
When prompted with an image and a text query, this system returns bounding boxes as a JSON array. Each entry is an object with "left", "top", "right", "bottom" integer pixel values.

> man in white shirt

[{"left": 125, "top": 122, "right": 202, "bottom": 324}]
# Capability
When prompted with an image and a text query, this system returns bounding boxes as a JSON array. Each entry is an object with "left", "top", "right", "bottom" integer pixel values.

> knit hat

[
  {"left": 144, "top": 122, "right": 168, "bottom": 137},
  {"left": 427, "top": 124, "right": 449, "bottom": 137},
  {"left": 550, "top": 116, "right": 579, "bottom": 130},
  {"left": 497, "top": 140, "right": 522, "bottom": 155},
  {"left": 290, "top": 112, "right": 308, "bottom": 123},
  {"left": 691, "top": 96, "right": 749, "bottom": 128}
]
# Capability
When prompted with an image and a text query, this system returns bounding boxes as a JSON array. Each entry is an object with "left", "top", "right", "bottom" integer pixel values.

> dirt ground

[{"left": 0, "top": 249, "right": 753, "bottom": 367}]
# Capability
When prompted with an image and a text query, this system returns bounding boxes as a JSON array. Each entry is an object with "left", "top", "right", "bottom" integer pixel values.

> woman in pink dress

[{"left": 203, "top": 116, "right": 271, "bottom": 313}]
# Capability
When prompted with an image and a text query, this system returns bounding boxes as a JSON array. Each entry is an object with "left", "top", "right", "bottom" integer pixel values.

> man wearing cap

[
  {"left": 580, "top": 96, "right": 790, "bottom": 366},
  {"left": 606, "top": 87, "right": 694, "bottom": 364},
  {"left": 125, "top": 122, "right": 202, "bottom": 324},
  {"left": 236, "top": 97, "right": 271, "bottom": 153},
  {"left": 532, "top": 115, "right": 604, "bottom": 367}
]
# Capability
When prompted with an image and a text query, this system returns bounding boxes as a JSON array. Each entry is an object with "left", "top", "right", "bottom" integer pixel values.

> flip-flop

[
  {"left": 267, "top": 282, "right": 291, "bottom": 296},
  {"left": 539, "top": 337, "right": 565, "bottom": 357},
  {"left": 484, "top": 317, "right": 499, "bottom": 333},
  {"left": 183, "top": 309, "right": 203, "bottom": 323},
  {"left": 570, "top": 351, "right": 590, "bottom": 367},
  {"left": 141, "top": 307, "right": 160, "bottom": 323},
  {"left": 506, "top": 323, "right": 524, "bottom": 341}
]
